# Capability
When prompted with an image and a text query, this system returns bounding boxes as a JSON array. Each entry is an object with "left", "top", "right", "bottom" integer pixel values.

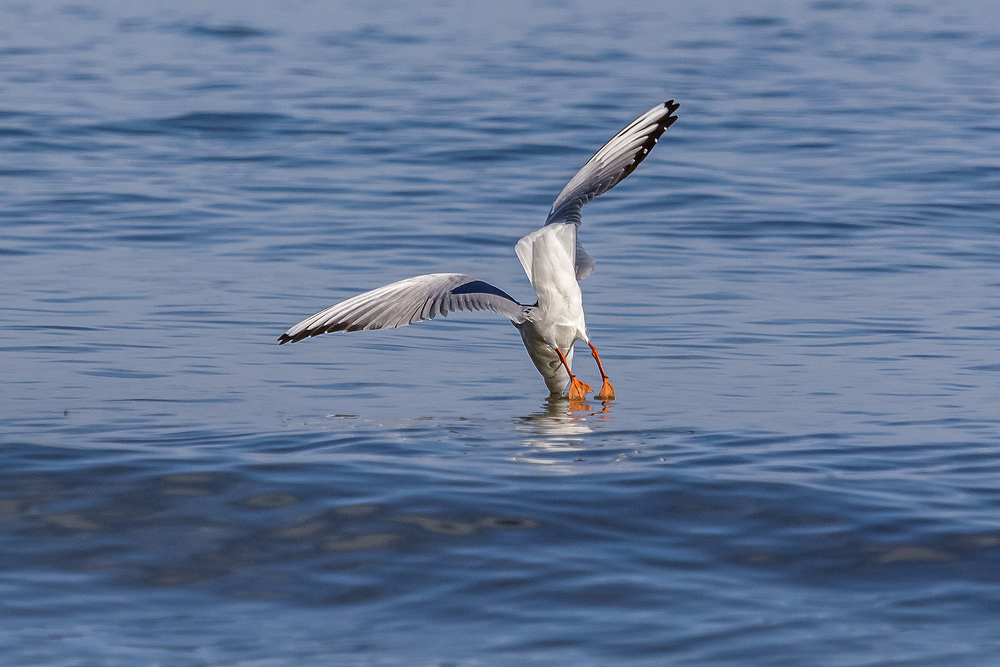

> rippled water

[{"left": 3, "top": 1, "right": 1000, "bottom": 665}]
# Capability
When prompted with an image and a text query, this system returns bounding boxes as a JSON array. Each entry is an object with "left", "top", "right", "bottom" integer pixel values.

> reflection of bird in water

[
  {"left": 514, "top": 396, "right": 613, "bottom": 457},
  {"left": 278, "top": 102, "right": 680, "bottom": 400}
]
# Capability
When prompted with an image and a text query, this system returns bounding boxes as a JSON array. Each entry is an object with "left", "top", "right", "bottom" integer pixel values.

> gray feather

[
  {"left": 278, "top": 273, "right": 529, "bottom": 344},
  {"left": 546, "top": 101, "right": 678, "bottom": 229}
]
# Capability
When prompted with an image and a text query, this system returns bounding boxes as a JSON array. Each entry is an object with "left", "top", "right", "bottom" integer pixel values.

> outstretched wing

[
  {"left": 545, "top": 101, "right": 679, "bottom": 280},
  {"left": 278, "top": 273, "right": 529, "bottom": 344},
  {"left": 546, "top": 101, "right": 679, "bottom": 227}
]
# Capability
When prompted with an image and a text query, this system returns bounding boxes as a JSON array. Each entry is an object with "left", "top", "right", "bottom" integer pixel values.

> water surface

[{"left": 2, "top": 1, "right": 1000, "bottom": 665}]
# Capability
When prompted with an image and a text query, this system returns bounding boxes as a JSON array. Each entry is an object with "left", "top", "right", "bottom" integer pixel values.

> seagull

[{"left": 278, "top": 101, "right": 680, "bottom": 401}]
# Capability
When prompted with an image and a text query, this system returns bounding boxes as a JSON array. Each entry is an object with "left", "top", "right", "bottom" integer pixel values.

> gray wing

[
  {"left": 547, "top": 101, "right": 679, "bottom": 227},
  {"left": 545, "top": 101, "right": 679, "bottom": 280},
  {"left": 277, "top": 273, "right": 529, "bottom": 344}
]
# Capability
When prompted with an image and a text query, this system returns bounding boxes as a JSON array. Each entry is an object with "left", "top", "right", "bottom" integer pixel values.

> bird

[{"left": 278, "top": 101, "right": 680, "bottom": 401}]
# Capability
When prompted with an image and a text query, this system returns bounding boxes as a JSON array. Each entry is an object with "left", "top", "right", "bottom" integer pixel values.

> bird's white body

[
  {"left": 514, "top": 223, "right": 588, "bottom": 393},
  {"left": 278, "top": 101, "right": 680, "bottom": 399}
]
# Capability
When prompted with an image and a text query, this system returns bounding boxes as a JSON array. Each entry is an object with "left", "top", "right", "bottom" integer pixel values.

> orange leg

[
  {"left": 587, "top": 341, "right": 616, "bottom": 401},
  {"left": 554, "top": 347, "right": 592, "bottom": 401}
]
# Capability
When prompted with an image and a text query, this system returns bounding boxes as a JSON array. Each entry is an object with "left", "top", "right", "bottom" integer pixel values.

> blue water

[{"left": 3, "top": 1, "right": 1000, "bottom": 664}]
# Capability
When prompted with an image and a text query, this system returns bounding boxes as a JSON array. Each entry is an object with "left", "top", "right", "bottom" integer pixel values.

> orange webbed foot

[
  {"left": 567, "top": 377, "right": 594, "bottom": 402},
  {"left": 596, "top": 378, "right": 615, "bottom": 401}
]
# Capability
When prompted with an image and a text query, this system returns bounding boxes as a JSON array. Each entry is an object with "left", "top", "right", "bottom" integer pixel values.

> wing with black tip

[
  {"left": 545, "top": 101, "right": 679, "bottom": 279},
  {"left": 278, "top": 273, "right": 529, "bottom": 344}
]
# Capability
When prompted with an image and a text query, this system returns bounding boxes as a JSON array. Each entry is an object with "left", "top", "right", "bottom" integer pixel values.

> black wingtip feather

[
  {"left": 277, "top": 328, "right": 324, "bottom": 344},
  {"left": 617, "top": 101, "right": 679, "bottom": 182}
]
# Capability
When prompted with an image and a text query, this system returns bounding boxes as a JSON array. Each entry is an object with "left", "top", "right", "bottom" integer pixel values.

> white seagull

[{"left": 279, "top": 101, "right": 680, "bottom": 401}]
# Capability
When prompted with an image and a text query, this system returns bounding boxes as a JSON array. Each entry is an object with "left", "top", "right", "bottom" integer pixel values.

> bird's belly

[{"left": 514, "top": 320, "right": 578, "bottom": 394}]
